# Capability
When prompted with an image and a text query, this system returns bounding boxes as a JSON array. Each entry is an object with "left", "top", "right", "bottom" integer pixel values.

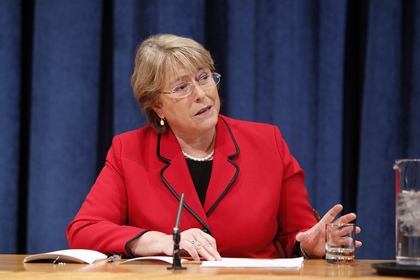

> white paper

[
  {"left": 200, "top": 257, "right": 304, "bottom": 268},
  {"left": 120, "top": 256, "right": 187, "bottom": 265}
]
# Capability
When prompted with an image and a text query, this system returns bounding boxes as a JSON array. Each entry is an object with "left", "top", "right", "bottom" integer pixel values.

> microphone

[{"left": 168, "top": 193, "right": 186, "bottom": 270}]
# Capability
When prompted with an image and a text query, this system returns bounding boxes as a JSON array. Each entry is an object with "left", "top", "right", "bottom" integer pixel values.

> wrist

[
  {"left": 299, "top": 243, "right": 323, "bottom": 259},
  {"left": 129, "top": 231, "right": 169, "bottom": 256}
]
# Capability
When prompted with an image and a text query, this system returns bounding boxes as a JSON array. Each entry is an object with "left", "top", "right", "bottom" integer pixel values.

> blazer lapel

[{"left": 204, "top": 116, "right": 240, "bottom": 215}]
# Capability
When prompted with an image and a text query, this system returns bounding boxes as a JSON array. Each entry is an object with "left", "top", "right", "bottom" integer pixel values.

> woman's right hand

[{"left": 129, "top": 228, "right": 222, "bottom": 261}]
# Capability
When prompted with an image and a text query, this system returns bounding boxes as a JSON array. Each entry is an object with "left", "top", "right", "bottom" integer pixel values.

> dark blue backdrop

[{"left": 1, "top": 0, "right": 419, "bottom": 260}]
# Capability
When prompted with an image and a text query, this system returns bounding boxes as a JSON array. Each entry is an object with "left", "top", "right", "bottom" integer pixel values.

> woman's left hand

[{"left": 295, "top": 204, "right": 362, "bottom": 258}]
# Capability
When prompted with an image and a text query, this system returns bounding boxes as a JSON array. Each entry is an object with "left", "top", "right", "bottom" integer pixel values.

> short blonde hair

[{"left": 131, "top": 34, "right": 215, "bottom": 133}]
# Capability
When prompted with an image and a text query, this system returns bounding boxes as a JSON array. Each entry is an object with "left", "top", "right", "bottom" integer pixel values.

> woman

[{"left": 67, "top": 34, "right": 361, "bottom": 261}]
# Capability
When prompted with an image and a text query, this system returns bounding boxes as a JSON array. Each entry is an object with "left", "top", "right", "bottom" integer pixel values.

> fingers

[
  {"left": 297, "top": 204, "right": 341, "bottom": 244},
  {"left": 355, "top": 227, "right": 362, "bottom": 248},
  {"left": 319, "top": 204, "right": 343, "bottom": 224},
  {"left": 320, "top": 204, "right": 359, "bottom": 226},
  {"left": 334, "top": 213, "right": 357, "bottom": 224},
  {"left": 180, "top": 229, "right": 222, "bottom": 261},
  {"left": 327, "top": 225, "right": 353, "bottom": 246},
  {"left": 322, "top": 208, "right": 362, "bottom": 251}
]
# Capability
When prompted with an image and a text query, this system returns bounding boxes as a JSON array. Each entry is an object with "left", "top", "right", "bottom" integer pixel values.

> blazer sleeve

[
  {"left": 273, "top": 125, "right": 318, "bottom": 257},
  {"left": 66, "top": 135, "right": 146, "bottom": 256}
]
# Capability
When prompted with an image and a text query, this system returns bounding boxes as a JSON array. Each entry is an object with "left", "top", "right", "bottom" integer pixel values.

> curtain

[{"left": 1, "top": 0, "right": 419, "bottom": 260}]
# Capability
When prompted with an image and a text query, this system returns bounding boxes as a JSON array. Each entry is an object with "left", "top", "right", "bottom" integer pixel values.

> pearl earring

[{"left": 160, "top": 119, "right": 165, "bottom": 126}]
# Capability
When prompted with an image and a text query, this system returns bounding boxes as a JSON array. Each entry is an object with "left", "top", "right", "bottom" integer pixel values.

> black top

[{"left": 185, "top": 159, "right": 213, "bottom": 206}]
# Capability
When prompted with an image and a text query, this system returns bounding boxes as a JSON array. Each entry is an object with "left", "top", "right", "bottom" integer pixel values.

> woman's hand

[
  {"left": 175, "top": 228, "right": 222, "bottom": 261},
  {"left": 295, "top": 204, "right": 362, "bottom": 258},
  {"left": 129, "top": 228, "right": 222, "bottom": 261}
]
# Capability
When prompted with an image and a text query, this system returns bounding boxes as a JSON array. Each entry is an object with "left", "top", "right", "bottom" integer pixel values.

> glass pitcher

[{"left": 394, "top": 159, "right": 420, "bottom": 266}]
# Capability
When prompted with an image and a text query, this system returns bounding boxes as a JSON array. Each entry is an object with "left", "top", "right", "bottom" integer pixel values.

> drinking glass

[{"left": 325, "top": 223, "right": 356, "bottom": 265}]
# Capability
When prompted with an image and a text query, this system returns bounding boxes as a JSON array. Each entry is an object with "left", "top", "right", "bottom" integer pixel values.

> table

[{"left": 0, "top": 255, "right": 416, "bottom": 279}]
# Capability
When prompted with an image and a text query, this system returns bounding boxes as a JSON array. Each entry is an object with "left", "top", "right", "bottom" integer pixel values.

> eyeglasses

[{"left": 161, "top": 73, "right": 221, "bottom": 99}]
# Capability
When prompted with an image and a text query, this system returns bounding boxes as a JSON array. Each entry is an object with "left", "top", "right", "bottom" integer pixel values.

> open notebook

[{"left": 23, "top": 249, "right": 107, "bottom": 264}]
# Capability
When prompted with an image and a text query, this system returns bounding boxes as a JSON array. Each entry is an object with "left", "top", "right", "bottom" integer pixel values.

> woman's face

[{"left": 153, "top": 67, "right": 220, "bottom": 139}]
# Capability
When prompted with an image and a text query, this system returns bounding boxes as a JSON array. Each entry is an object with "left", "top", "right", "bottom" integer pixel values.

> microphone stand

[{"left": 168, "top": 193, "right": 186, "bottom": 270}]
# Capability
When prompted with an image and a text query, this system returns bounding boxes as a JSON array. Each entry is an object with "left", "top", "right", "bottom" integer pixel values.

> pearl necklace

[{"left": 182, "top": 150, "right": 214, "bottom": 162}]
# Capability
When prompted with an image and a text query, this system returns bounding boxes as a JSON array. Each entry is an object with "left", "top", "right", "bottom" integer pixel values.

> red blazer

[{"left": 66, "top": 115, "right": 317, "bottom": 258}]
